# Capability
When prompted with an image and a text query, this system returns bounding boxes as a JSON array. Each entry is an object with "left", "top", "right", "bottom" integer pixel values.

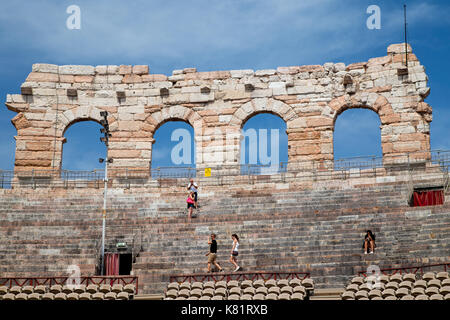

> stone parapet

[{"left": 5, "top": 43, "right": 431, "bottom": 171}]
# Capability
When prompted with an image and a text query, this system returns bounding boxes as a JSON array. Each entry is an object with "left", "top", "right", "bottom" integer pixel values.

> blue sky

[{"left": 0, "top": 0, "right": 449, "bottom": 170}]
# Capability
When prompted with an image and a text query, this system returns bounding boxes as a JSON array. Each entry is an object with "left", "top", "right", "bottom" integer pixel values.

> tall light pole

[
  {"left": 404, "top": 4, "right": 408, "bottom": 68},
  {"left": 99, "top": 111, "right": 112, "bottom": 275}
]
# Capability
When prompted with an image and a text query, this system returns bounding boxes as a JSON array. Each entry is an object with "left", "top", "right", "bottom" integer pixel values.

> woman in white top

[
  {"left": 230, "top": 234, "right": 241, "bottom": 272},
  {"left": 187, "top": 179, "right": 199, "bottom": 209}
]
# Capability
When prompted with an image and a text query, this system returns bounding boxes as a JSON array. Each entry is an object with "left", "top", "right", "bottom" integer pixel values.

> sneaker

[
  {"left": 234, "top": 266, "right": 241, "bottom": 272},
  {"left": 364, "top": 252, "right": 367, "bottom": 255},
  {"left": 369, "top": 251, "right": 374, "bottom": 254},
  {"left": 219, "top": 269, "right": 224, "bottom": 272}
]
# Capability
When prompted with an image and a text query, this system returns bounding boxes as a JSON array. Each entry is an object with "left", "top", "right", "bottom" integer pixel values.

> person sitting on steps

[{"left": 363, "top": 230, "right": 376, "bottom": 254}]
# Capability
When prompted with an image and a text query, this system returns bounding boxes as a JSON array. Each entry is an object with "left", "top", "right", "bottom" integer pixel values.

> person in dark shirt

[
  {"left": 206, "top": 233, "right": 223, "bottom": 272},
  {"left": 363, "top": 230, "right": 376, "bottom": 254}
]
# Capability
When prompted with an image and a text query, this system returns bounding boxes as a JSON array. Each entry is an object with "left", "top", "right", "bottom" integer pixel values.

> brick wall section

[
  {"left": 0, "top": 172, "right": 448, "bottom": 294},
  {"left": 6, "top": 43, "right": 431, "bottom": 171}
]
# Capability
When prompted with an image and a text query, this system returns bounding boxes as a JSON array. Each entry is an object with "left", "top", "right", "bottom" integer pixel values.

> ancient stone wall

[{"left": 5, "top": 43, "right": 432, "bottom": 172}]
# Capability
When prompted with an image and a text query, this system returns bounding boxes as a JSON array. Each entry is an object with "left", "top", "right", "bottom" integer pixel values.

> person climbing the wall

[
  {"left": 187, "top": 178, "right": 199, "bottom": 209},
  {"left": 206, "top": 233, "right": 223, "bottom": 273}
]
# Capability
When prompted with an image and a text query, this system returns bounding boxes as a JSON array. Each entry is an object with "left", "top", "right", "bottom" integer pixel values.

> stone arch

[
  {"left": 145, "top": 105, "right": 206, "bottom": 166},
  {"left": 230, "top": 98, "right": 298, "bottom": 165},
  {"left": 329, "top": 92, "right": 397, "bottom": 127},
  {"left": 145, "top": 105, "right": 204, "bottom": 140},
  {"left": 43, "top": 106, "right": 116, "bottom": 170},
  {"left": 230, "top": 98, "right": 298, "bottom": 128},
  {"left": 328, "top": 92, "right": 422, "bottom": 159},
  {"left": 57, "top": 105, "right": 116, "bottom": 137},
  {"left": 240, "top": 112, "right": 289, "bottom": 171}
]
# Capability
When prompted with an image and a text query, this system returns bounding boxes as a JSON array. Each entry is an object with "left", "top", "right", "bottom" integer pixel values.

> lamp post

[{"left": 99, "top": 111, "right": 112, "bottom": 275}]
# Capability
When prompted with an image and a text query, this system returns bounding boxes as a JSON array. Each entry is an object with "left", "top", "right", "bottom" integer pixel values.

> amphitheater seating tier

[
  {"left": 163, "top": 278, "right": 314, "bottom": 300},
  {"left": 0, "top": 173, "right": 449, "bottom": 295},
  {"left": 341, "top": 271, "right": 450, "bottom": 300},
  {"left": 0, "top": 283, "right": 135, "bottom": 300}
]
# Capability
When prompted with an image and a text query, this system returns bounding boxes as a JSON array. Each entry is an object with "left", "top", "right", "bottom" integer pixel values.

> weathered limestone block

[
  {"left": 26, "top": 72, "right": 59, "bottom": 82},
  {"left": 346, "top": 62, "right": 367, "bottom": 71},
  {"left": 255, "top": 69, "right": 276, "bottom": 76},
  {"left": 15, "top": 159, "right": 52, "bottom": 167},
  {"left": 122, "top": 74, "right": 142, "bottom": 83},
  {"left": 287, "top": 86, "right": 316, "bottom": 95},
  {"left": 95, "top": 65, "right": 108, "bottom": 74},
  {"left": 183, "top": 67, "right": 197, "bottom": 74},
  {"left": 306, "top": 117, "right": 333, "bottom": 128},
  {"left": 15, "top": 150, "right": 53, "bottom": 160},
  {"left": 58, "top": 74, "right": 74, "bottom": 83},
  {"left": 368, "top": 56, "right": 392, "bottom": 67},
  {"left": 299, "top": 65, "right": 325, "bottom": 73},
  {"left": 117, "top": 120, "right": 142, "bottom": 132},
  {"left": 118, "top": 65, "right": 132, "bottom": 75},
  {"left": 189, "top": 92, "right": 214, "bottom": 103},
  {"left": 287, "top": 117, "right": 307, "bottom": 130},
  {"left": 109, "top": 149, "right": 142, "bottom": 159},
  {"left": 230, "top": 69, "right": 254, "bottom": 78},
  {"left": 141, "top": 74, "right": 168, "bottom": 82},
  {"left": 223, "top": 90, "right": 251, "bottom": 101},
  {"left": 106, "top": 65, "right": 119, "bottom": 74},
  {"left": 333, "top": 63, "right": 346, "bottom": 72},
  {"left": 132, "top": 65, "right": 149, "bottom": 75},
  {"left": 59, "top": 65, "right": 95, "bottom": 75},
  {"left": 277, "top": 66, "right": 299, "bottom": 75},
  {"left": 11, "top": 113, "right": 31, "bottom": 130},
  {"left": 118, "top": 105, "right": 145, "bottom": 115},
  {"left": 185, "top": 71, "right": 230, "bottom": 80},
  {"left": 387, "top": 43, "right": 412, "bottom": 55},
  {"left": 74, "top": 75, "right": 94, "bottom": 83},
  {"left": 32, "top": 64, "right": 59, "bottom": 73},
  {"left": 392, "top": 141, "right": 422, "bottom": 153}
]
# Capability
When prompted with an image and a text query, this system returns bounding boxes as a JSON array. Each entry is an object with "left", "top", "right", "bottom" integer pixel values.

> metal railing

[{"left": 1, "top": 150, "right": 449, "bottom": 189}]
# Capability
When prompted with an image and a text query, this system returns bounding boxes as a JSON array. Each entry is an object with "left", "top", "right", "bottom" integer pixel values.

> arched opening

[
  {"left": 333, "top": 108, "right": 382, "bottom": 168},
  {"left": 240, "top": 112, "right": 288, "bottom": 175},
  {"left": 62, "top": 120, "right": 106, "bottom": 171},
  {"left": 151, "top": 120, "right": 196, "bottom": 178}
]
